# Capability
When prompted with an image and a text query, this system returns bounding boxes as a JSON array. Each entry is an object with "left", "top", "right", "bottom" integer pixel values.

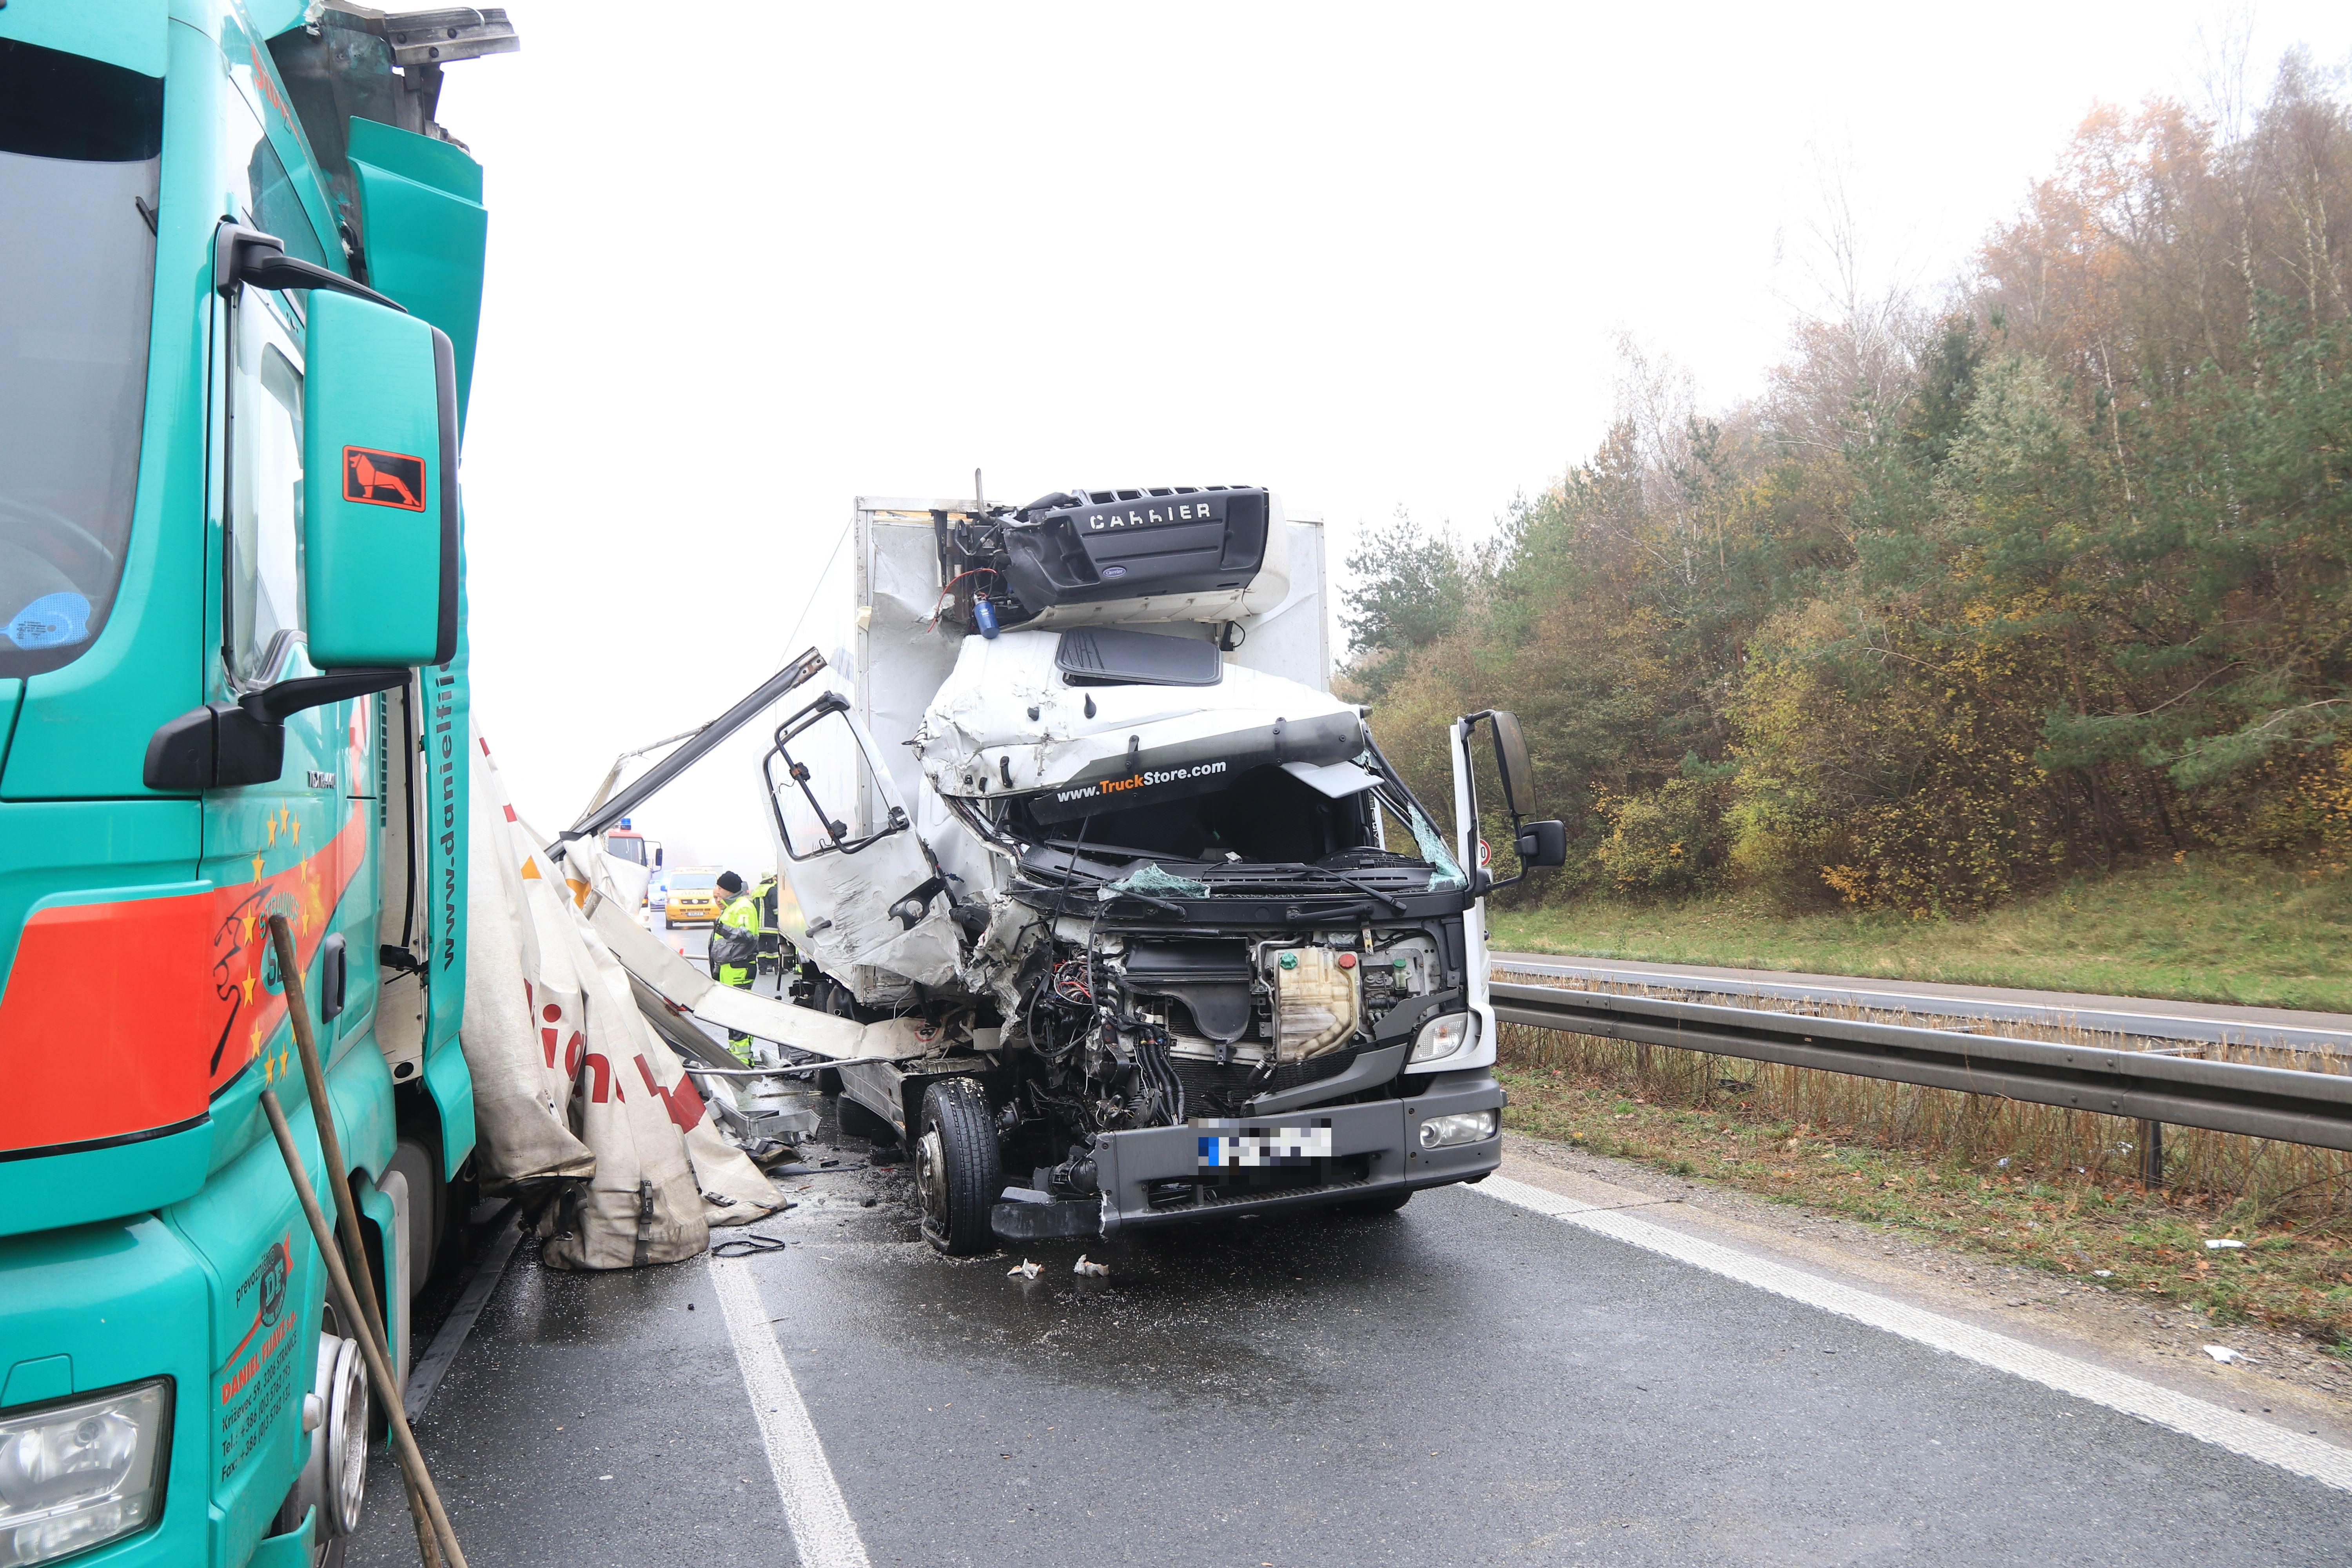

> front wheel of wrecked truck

[{"left": 916, "top": 1078, "right": 1002, "bottom": 1256}]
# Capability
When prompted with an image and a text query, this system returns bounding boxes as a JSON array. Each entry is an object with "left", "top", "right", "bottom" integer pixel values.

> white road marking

[
  {"left": 1476, "top": 1173, "right": 2352, "bottom": 1494},
  {"left": 710, "top": 1256, "right": 873, "bottom": 1568}
]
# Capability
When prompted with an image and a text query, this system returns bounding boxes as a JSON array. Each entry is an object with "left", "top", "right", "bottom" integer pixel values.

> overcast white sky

[{"left": 432, "top": 2, "right": 2352, "bottom": 873}]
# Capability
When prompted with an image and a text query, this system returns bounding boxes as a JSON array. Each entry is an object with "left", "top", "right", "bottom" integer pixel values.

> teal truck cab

[{"left": 0, "top": 4, "right": 510, "bottom": 1562}]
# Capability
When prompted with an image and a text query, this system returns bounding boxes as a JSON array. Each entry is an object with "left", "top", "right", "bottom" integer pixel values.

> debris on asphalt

[
  {"left": 1073, "top": 1254, "right": 1110, "bottom": 1278},
  {"left": 1008, "top": 1259, "right": 1042, "bottom": 1279},
  {"left": 2203, "top": 1345, "right": 2245, "bottom": 1363},
  {"left": 710, "top": 1232, "right": 789, "bottom": 1258}
]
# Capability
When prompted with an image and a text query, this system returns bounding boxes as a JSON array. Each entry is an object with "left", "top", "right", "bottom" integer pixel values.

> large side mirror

[
  {"left": 1515, "top": 819, "right": 1568, "bottom": 869},
  {"left": 144, "top": 234, "right": 454, "bottom": 794},
  {"left": 1489, "top": 710, "right": 1535, "bottom": 817},
  {"left": 303, "top": 290, "right": 460, "bottom": 668}
]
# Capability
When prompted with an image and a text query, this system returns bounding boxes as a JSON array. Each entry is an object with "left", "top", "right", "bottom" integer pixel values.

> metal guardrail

[
  {"left": 1489, "top": 982, "right": 2352, "bottom": 1154},
  {"left": 1490, "top": 955, "right": 2352, "bottom": 1056}
]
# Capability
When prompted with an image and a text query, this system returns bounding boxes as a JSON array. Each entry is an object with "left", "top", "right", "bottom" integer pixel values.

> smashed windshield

[
  {"left": 1009, "top": 753, "right": 1467, "bottom": 896},
  {"left": 0, "top": 41, "right": 162, "bottom": 679}
]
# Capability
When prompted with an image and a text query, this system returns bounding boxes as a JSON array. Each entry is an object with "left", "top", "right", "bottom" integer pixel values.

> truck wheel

[
  {"left": 835, "top": 1094, "right": 897, "bottom": 1147},
  {"left": 1341, "top": 1188, "right": 1413, "bottom": 1216},
  {"left": 275, "top": 1298, "right": 367, "bottom": 1567},
  {"left": 915, "top": 1078, "right": 1002, "bottom": 1256}
]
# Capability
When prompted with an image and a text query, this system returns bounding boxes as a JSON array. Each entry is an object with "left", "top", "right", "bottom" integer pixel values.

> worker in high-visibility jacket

[
  {"left": 753, "top": 875, "right": 785, "bottom": 977},
  {"left": 707, "top": 870, "right": 763, "bottom": 1063}
]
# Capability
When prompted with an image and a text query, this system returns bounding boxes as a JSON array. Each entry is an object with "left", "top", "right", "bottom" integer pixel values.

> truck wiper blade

[
  {"left": 1095, "top": 888, "right": 1190, "bottom": 918},
  {"left": 1244, "top": 863, "right": 1409, "bottom": 913}
]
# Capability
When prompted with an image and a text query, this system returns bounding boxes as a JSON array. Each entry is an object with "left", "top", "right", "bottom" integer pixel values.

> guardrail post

[{"left": 2138, "top": 1119, "right": 2164, "bottom": 1189}]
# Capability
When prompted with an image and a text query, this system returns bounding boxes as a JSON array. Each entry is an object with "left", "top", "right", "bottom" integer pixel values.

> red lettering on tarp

[{"left": 635, "top": 1054, "right": 704, "bottom": 1133}]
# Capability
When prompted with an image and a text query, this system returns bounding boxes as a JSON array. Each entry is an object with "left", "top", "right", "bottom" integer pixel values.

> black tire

[
  {"left": 1339, "top": 1187, "right": 1413, "bottom": 1216},
  {"left": 835, "top": 1094, "right": 897, "bottom": 1146},
  {"left": 915, "top": 1078, "right": 1002, "bottom": 1255}
]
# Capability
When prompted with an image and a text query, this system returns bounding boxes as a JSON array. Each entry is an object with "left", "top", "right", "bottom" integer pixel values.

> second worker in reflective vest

[{"left": 707, "top": 869, "right": 762, "bottom": 1064}]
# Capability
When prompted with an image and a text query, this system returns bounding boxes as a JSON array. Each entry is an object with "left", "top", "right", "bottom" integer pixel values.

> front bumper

[
  {"left": 666, "top": 902, "right": 718, "bottom": 923},
  {"left": 1091, "top": 1071, "right": 1503, "bottom": 1235}
]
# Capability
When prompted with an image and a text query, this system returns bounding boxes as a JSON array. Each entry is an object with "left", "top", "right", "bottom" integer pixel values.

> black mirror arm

[
  {"left": 215, "top": 223, "right": 404, "bottom": 312},
  {"left": 145, "top": 669, "right": 409, "bottom": 792},
  {"left": 240, "top": 668, "right": 410, "bottom": 723}
]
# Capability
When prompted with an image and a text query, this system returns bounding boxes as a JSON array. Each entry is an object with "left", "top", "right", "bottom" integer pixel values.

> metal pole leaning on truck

[
  {"left": 266, "top": 915, "right": 443, "bottom": 1568},
  {"left": 261, "top": 916, "right": 466, "bottom": 1568},
  {"left": 260, "top": 1090, "right": 468, "bottom": 1567}
]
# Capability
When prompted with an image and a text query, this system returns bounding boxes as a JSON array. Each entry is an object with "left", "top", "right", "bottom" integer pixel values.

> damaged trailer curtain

[{"left": 461, "top": 731, "right": 788, "bottom": 1269}]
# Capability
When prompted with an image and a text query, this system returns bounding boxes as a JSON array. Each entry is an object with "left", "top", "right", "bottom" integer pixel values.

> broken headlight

[
  {"left": 0, "top": 1379, "right": 169, "bottom": 1565},
  {"left": 1419, "top": 1110, "right": 1498, "bottom": 1149},
  {"left": 1407, "top": 1011, "right": 1475, "bottom": 1065}
]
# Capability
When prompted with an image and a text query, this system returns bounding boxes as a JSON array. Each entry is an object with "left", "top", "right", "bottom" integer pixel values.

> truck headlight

[
  {"left": 1419, "top": 1110, "right": 1499, "bottom": 1149},
  {"left": 1408, "top": 1011, "right": 1476, "bottom": 1065},
  {"left": 0, "top": 1381, "right": 169, "bottom": 1565}
]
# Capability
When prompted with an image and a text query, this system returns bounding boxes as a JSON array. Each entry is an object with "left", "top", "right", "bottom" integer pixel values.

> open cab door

[
  {"left": 764, "top": 688, "right": 963, "bottom": 1007},
  {"left": 1449, "top": 708, "right": 1569, "bottom": 1060}
]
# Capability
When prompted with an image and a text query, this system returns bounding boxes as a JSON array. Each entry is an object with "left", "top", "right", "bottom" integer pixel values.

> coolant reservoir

[{"left": 1269, "top": 947, "right": 1359, "bottom": 1063}]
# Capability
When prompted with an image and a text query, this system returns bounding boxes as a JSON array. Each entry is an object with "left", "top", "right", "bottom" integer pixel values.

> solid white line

[
  {"left": 710, "top": 1256, "right": 873, "bottom": 1568},
  {"left": 1475, "top": 1174, "right": 2352, "bottom": 1494}
]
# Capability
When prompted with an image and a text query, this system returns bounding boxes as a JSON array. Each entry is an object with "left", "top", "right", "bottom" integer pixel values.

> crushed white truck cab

[{"left": 762, "top": 489, "right": 1564, "bottom": 1251}]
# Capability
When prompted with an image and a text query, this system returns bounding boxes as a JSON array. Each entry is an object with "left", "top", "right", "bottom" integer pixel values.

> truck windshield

[
  {"left": 0, "top": 42, "right": 163, "bottom": 679},
  {"left": 1008, "top": 758, "right": 1468, "bottom": 893}
]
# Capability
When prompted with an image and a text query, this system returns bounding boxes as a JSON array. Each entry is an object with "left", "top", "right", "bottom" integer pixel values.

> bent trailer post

[
  {"left": 550, "top": 649, "right": 828, "bottom": 861},
  {"left": 1489, "top": 982, "right": 2352, "bottom": 1153}
]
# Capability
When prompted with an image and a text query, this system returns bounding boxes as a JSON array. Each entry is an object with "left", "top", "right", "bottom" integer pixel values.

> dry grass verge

[{"left": 1496, "top": 1018, "right": 2352, "bottom": 1347}]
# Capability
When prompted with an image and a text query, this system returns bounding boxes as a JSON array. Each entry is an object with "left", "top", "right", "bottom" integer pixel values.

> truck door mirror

[
  {"left": 1515, "top": 818, "right": 1568, "bottom": 869},
  {"left": 1489, "top": 710, "right": 1535, "bottom": 817},
  {"left": 301, "top": 290, "right": 459, "bottom": 669}
]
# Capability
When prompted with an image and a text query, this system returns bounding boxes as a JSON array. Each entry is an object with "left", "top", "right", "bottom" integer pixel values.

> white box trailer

[{"left": 758, "top": 486, "right": 1562, "bottom": 1251}]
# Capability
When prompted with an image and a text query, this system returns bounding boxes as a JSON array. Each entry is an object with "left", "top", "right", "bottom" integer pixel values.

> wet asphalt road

[
  {"left": 352, "top": 1150, "right": 2351, "bottom": 1567},
  {"left": 347, "top": 915, "right": 2348, "bottom": 1566}
]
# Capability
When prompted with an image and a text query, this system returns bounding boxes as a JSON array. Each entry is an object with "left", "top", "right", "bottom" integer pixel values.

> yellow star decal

[
  {"left": 242, "top": 976, "right": 255, "bottom": 1004},
  {"left": 250, "top": 853, "right": 266, "bottom": 881},
  {"left": 263, "top": 1053, "right": 274, "bottom": 1083},
  {"left": 265, "top": 817, "right": 278, "bottom": 846},
  {"left": 241, "top": 915, "right": 255, "bottom": 943},
  {"left": 289, "top": 818, "right": 300, "bottom": 845}
]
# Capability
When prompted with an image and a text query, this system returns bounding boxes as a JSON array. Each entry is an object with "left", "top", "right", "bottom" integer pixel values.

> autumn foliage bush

[{"left": 1348, "top": 58, "right": 2352, "bottom": 916}]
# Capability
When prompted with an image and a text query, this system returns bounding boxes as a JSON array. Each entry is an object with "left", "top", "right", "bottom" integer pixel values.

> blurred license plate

[{"left": 1196, "top": 1120, "right": 1334, "bottom": 1169}]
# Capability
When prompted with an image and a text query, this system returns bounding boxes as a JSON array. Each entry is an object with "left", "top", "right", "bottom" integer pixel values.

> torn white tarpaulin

[
  {"left": 583, "top": 895, "right": 938, "bottom": 1062},
  {"left": 465, "top": 733, "right": 785, "bottom": 1269}
]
